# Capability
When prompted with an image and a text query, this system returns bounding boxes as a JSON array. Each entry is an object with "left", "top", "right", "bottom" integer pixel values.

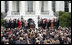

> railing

[
  {"left": 41, "top": 11, "right": 49, "bottom": 15},
  {"left": 11, "top": 11, "right": 20, "bottom": 15},
  {"left": 26, "top": 11, "right": 35, "bottom": 15}
]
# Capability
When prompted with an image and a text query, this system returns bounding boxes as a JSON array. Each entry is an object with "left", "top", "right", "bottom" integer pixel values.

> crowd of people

[
  {"left": 4, "top": 18, "right": 35, "bottom": 29},
  {"left": 1, "top": 18, "right": 71, "bottom": 44},
  {"left": 4, "top": 18, "right": 59, "bottom": 30},
  {"left": 38, "top": 18, "right": 59, "bottom": 29}
]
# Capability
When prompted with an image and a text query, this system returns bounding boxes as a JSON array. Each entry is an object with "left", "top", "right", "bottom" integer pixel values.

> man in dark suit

[
  {"left": 9, "top": 19, "right": 12, "bottom": 29},
  {"left": 17, "top": 19, "right": 19, "bottom": 27},
  {"left": 28, "top": 18, "right": 32, "bottom": 29},
  {"left": 11, "top": 20, "right": 14, "bottom": 28},
  {"left": 47, "top": 19, "right": 50, "bottom": 30},
  {"left": 40, "top": 19, "right": 43, "bottom": 28},
  {"left": 13, "top": 19, "right": 16, "bottom": 28},
  {"left": 13, "top": 19, "right": 15, "bottom": 28},
  {"left": 54, "top": 18, "right": 59, "bottom": 29},
  {"left": 56, "top": 18, "right": 59, "bottom": 29},
  {"left": 15, "top": 19, "right": 17, "bottom": 28},
  {"left": 16, "top": 19, "right": 18, "bottom": 28},
  {"left": 21, "top": 19, "right": 25, "bottom": 29},
  {"left": 47, "top": 19, "right": 51, "bottom": 30},
  {"left": 5, "top": 19, "right": 8, "bottom": 29},
  {"left": 38, "top": 19, "right": 41, "bottom": 27}
]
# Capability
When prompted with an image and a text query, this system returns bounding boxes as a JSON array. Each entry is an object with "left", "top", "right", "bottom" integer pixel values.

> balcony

[
  {"left": 41, "top": 11, "right": 49, "bottom": 15},
  {"left": 11, "top": 11, "right": 20, "bottom": 15},
  {"left": 26, "top": 11, "right": 35, "bottom": 15}
]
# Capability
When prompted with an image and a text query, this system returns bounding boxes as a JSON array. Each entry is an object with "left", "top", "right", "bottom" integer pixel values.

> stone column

[
  {"left": 59, "top": 1, "right": 64, "bottom": 11},
  {"left": 48, "top": 1, "right": 54, "bottom": 16},
  {"left": 1, "top": 1, "right": 5, "bottom": 13},
  {"left": 69, "top": 3, "right": 71, "bottom": 12},
  {"left": 20, "top": 1, "right": 25, "bottom": 17},
  {"left": 7, "top": 1, "right": 13, "bottom": 16},
  {"left": 55, "top": 1, "right": 60, "bottom": 11},
  {"left": 35, "top": 1, "right": 41, "bottom": 15}
]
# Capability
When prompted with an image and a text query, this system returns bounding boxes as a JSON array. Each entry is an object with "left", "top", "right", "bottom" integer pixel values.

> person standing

[
  {"left": 42, "top": 19, "right": 46, "bottom": 29},
  {"left": 21, "top": 19, "right": 25, "bottom": 29},
  {"left": 11, "top": 20, "right": 14, "bottom": 28},
  {"left": 50, "top": 20, "right": 54, "bottom": 30},
  {"left": 17, "top": 19, "right": 19, "bottom": 27},
  {"left": 54, "top": 18, "right": 59, "bottom": 29},
  {"left": 18, "top": 20, "right": 22, "bottom": 29},
  {"left": 56, "top": 18, "right": 59, "bottom": 29},
  {"left": 40, "top": 19, "right": 43, "bottom": 28},
  {"left": 16, "top": 19, "right": 18, "bottom": 28},
  {"left": 9, "top": 19, "right": 12, "bottom": 29},
  {"left": 45, "top": 18, "right": 47, "bottom": 28},
  {"left": 54, "top": 18, "right": 57, "bottom": 29},
  {"left": 14, "top": 19, "right": 17, "bottom": 28},
  {"left": 47, "top": 19, "right": 50, "bottom": 30},
  {"left": 13, "top": 19, "right": 15, "bottom": 28},
  {"left": 38, "top": 19, "right": 41, "bottom": 27},
  {"left": 25, "top": 20, "right": 28, "bottom": 29},
  {"left": 5, "top": 19, "right": 9, "bottom": 29}
]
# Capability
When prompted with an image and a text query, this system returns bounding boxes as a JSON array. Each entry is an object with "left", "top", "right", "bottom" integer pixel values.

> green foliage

[
  {"left": 59, "top": 11, "right": 65, "bottom": 16},
  {"left": 1, "top": 19, "right": 5, "bottom": 27},
  {"left": 1, "top": 13, "right": 3, "bottom": 19},
  {"left": 1, "top": 13, "right": 5, "bottom": 27},
  {"left": 59, "top": 11, "right": 71, "bottom": 28}
]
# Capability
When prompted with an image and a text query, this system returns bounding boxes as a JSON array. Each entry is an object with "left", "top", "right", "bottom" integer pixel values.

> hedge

[{"left": 59, "top": 11, "right": 71, "bottom": 28}]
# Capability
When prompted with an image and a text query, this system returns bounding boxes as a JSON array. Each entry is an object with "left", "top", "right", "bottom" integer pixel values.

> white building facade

[{"left": 1, "top": 1, "right": 71, "bottom": 28}]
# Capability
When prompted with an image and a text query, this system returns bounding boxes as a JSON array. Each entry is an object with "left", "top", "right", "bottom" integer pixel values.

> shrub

[
  {"left": 59, "top": 11, "right": 71, "bottom": 28},
  {"left": 1, "top": 19, "right": 5, "bottom": 27},
  {"left": 59, "top": 11, "right": 65, "bottom": 16}
]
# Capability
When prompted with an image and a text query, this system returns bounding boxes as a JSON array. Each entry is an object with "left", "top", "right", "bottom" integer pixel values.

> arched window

[
  {"left": 28, "top": 1, "right": 33, "bottom": 12},
  {"left": 65, "top": 1, "right": 69, "bottom": 12}
]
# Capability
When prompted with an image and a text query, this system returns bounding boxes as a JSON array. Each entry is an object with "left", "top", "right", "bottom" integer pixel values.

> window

[
  {"left": 65, "top": 1, "right": 69, "bottom": 12},
  {"left": 41, "top": 1, "right": 48, "bottom": 14},
  {"left": 17, "top": 1, "right": 19, "bottom": 12},
  {"left": 28, "top": 1, "right": 33, "bottom": 12},
  {"left": 41, "top": 1, "right": 44, "bottom": 12},
  {"left": 12, "top": 1, "right": 20, "bottom": 15},
  {"left": 12, "top": 1, "right": 19, "bottom": 12},
  {"left": 5, "top": 1, "right": 8, "bottom": 13},
  {"left": 52, "top": 1, "right": 55, "bottom": 12}
]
